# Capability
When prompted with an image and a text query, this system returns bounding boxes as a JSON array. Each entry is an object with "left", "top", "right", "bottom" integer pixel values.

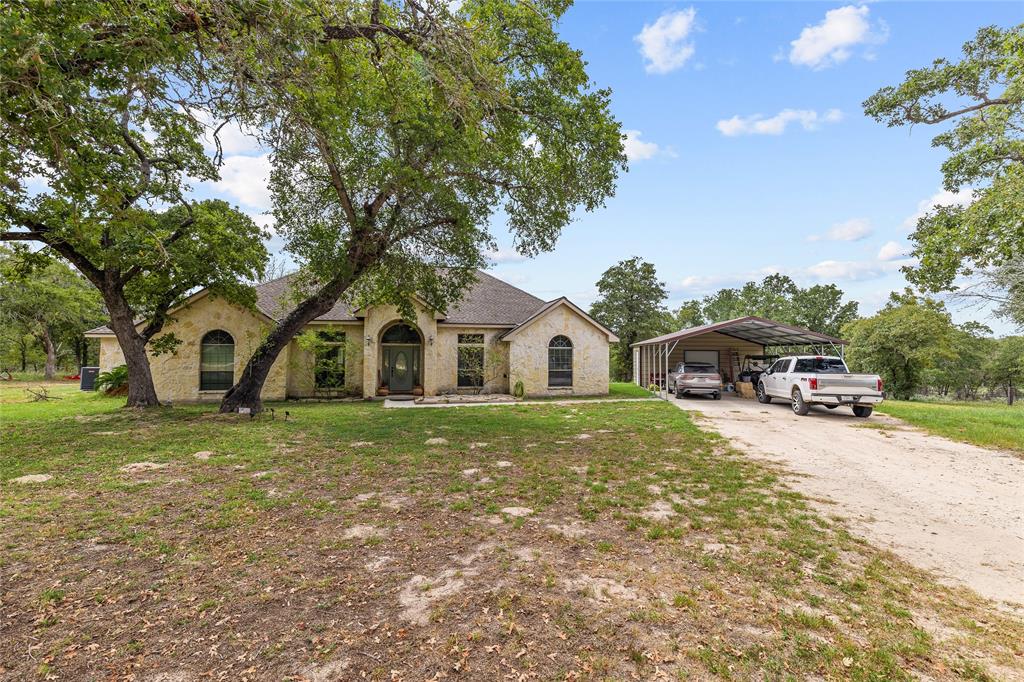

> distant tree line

[
  {"left": 0, "top": 246, "right": 105, "bottom": 378},
  {"left": 590, "top": 258, "right": 1022, "bottom": 404}
]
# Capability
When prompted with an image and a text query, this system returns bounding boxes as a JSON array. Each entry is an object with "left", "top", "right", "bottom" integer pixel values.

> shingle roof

[{"left": 86, "top": 270, "right": 550, "bottom": 336}]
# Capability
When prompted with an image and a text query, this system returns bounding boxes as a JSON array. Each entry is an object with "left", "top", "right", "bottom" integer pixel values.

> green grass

[
  {"left": 0, "top": 381, "right": 123, "bottom": 423},
  {"left": 2, "top": 387, "right": 1021, "bottom": 679},
  {"left": 876, "top": 399, "right": 1024, "bottom": 453}
]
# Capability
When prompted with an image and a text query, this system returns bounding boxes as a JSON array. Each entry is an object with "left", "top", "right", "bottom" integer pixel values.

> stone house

[{"left": 86, "top": 271, "right": 617, "bottom": 402}]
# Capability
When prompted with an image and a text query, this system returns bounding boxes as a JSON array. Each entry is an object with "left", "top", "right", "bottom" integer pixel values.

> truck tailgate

[{"left": 816, "top": 375, "right": 879, "bottom": 393}]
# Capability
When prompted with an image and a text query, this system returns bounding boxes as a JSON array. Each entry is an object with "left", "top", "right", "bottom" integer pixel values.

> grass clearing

[
  {"left": 876, "top": 399, "right": 1023, "bottom": 453},
  {"left": 2, "top": 385, "right": 1022, "bottom": 679}
]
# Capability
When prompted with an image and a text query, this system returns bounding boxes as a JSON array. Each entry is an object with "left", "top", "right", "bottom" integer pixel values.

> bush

[
  {"left": 95, "top": 365, "right": 129, "bottom": 395},
  {"left": 512, "top": 380, "right": 525, "bottom": 399}
]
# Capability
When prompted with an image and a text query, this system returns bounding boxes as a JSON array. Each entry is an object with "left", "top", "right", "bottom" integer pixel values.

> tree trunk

[
  {"left": 40, "top": 328, "right": 57, "bottom": 380},
  {"left": 1009, "top": 384, "right": 1016, "bottom": 406},
  {"left": 19, "top": 338, "right": 27, "bottom": 372},
  {"left": 104, "top": 287, "right": 161, "bottom": 408},
  {"left": 221, "top": 270, "right": 358, "bottom": 413}
]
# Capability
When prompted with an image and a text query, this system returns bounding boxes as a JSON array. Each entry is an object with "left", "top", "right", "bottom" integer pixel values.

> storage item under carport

[{"left": 80, "top": 366, "right": 99, "bottom": 391}]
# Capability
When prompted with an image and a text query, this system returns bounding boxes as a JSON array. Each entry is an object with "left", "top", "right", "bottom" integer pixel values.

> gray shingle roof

[{"left": 85, "top": 270, "right": 556, "bottom": 334}]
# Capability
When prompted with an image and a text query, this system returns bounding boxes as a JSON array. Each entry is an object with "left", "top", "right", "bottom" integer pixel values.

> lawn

[
  {"left": 876, "top": 399, "right": 1024, "bottom": 453},
  {"left": 2, "top": 385, "right": 1022, "bottom": 680}
]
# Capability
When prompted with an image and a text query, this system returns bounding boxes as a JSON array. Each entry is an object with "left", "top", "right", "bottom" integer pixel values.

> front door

[{"left": 384, "top": 345, "right": 417, "bottom": 392}]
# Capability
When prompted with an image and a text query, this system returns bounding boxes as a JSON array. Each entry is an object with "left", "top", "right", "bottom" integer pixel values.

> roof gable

[{"left": 500, "top": 297, "right": 619, "bottom": 342}]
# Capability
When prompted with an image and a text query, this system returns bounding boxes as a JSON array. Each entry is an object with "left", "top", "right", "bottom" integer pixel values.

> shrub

[
  {"left": 95, "top": 365, "right": 129, "bottom": 395},
  {"left": 512, "top": 380, "right": 525, "bottom": 399}
]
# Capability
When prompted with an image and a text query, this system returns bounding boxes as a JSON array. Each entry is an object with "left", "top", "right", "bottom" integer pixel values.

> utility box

[{"left": 80, "top": 366, "right": 100, "bottom": 391}]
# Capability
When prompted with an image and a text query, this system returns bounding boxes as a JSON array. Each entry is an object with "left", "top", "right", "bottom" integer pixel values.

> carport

[{"left": 631, "top": 316, "right": 847, "bottom": 399}]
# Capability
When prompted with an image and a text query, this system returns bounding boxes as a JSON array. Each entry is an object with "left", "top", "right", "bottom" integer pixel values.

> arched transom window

[
  {"left": 548, "top": 335, "right": 573, "bottom": 387},
  {"left": 200, "top": 330, "right": 234, "bottom": 391}
]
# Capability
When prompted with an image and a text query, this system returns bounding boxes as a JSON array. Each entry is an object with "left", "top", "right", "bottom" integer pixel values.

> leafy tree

[
  {"left": 671, "top": 300, "right": 705, "bottom": 330},
  {"left": 842, "top": 293, "right": 957, "bottom": 399},
  {"left": 924, "top": 322, "right": 995, "bottom": 399},
  {"left": 863, "top": 24, "right": 1024, "bottom": 321},
  {"left": 0, "top": 246, "right": 104, "bottom": 379},
  {"left": 1, "top": 3, "right": 268, "bottom": 406},
  {"left": 985, "top": 336, "right": 1024, "bottom": 405},
  {"left": 673, "top": 275, "right": 858, "bottom": 338},
  {"left": 211, "top": 0, "right": 624, "bottom": 412},
  {"left": 589, "top": 258, "right": 671, "bottom": 381}
]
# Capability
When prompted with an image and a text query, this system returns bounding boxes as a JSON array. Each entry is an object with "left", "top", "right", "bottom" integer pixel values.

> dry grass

[{"left": 2, "top": 387, "right": 1022, "bottom": 680}]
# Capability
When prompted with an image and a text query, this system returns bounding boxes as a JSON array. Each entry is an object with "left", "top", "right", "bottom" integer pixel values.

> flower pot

[{"left": 412, "top": 385, "right": 424, "bottom": 396}]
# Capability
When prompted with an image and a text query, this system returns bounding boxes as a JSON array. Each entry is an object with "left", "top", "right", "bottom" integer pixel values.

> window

[
  {"left": 793, "top": 357, "right": 849, "bottom": 374},
  {"left": 199, "top": 330, "right": 234, "bottom": 391},
  {"left": 315, "top": 330, "right": 346, "bottom": 389},
  {"left": 381, "top": 323, "right": 420, "bottom": 344},
  {"left": 548, "top": 335, "right": 573, "bottom": 387},
  {"left": 457, "top": 333, "right": 485, "bottom": 388}
]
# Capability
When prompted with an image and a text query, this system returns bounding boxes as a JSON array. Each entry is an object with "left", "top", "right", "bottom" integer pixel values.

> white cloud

[
  {"left": 877, "top": 240, "right": 909, "bottom": 261},
  {"left": 212, "top": 154, "right": 272, "bottom": 211},
  {"left": 485, "top": 248, "right": 528, "bottom": 264},
  {"left": 192, "top": 110, "right": 263, "bottom": 156},
  {"left": 804, "top": 258, "right": 910, "bottom": 282},
  {"left": 716, "top": 108, "right": 842, "bottom": 136},
  {"left": 635, "top": 8, "right": 698, "bottom": 75},
  {"left": 807, "top": 217, "right": 873, "bottom": 242},
  {"left": 902, "top": 188, "right": 974, "bottom": 229},
  {"left": 623, "top": 130, "right": 667, "bottom": 161},
  {"left": 788, "top": 5, "right": 887, "bottom": 70}
]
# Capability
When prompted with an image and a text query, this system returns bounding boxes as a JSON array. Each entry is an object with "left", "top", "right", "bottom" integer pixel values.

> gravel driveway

[{"left": 673, "top": 394, "right": 1024, "bottom": 610}]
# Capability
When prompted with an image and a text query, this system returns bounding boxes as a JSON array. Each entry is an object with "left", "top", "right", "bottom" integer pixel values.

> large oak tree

[
  {"left": 209, "top": 0, "right": 625, "bottom": 412},
  {"left": 1, "top": 2, "right": 268, "bottom": 406}
]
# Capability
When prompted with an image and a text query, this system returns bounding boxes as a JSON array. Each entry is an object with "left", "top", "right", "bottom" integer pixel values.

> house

[{"left": 85, "top": 271, "right": 618, "bottom": 402}]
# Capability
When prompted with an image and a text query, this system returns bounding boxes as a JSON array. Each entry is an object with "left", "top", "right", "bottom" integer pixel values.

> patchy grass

[
  {"left": 2, "top": 394, "right": 1022, "bottom": 680},
  {"left": 876, "top": 399, "right": 1024, "bottom": 453},
  {"left": 527, "top": 381, "right": 654, "bottom": 401}
]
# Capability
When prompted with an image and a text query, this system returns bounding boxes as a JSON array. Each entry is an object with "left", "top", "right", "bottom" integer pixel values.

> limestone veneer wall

[
  {"left": 507, "top": 304, "right": 611, "bottom": 397},
  {"left": 434, "top": 326, "right": 511, "bottom": 395},
  {"left": 285, "top": 323, "right": 365, "bottom": 398},
  {"left": 95, "top": 294, "right": 289, "bottom": 403},
  {"left": 360, "top": 303, "right": 441, "bottom": 397}
]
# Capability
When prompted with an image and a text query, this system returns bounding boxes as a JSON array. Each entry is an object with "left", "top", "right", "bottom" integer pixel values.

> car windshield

[
  {"left": 684, "top": 364, "right": 717, "bottom": 374},
  {"left": 794, "top": 357, "right": 849, "bottom": 373}
]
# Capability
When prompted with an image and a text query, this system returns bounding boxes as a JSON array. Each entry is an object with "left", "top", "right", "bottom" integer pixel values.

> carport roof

[{"left": 630, "top": 316, "right": 847, "bottom": 348}]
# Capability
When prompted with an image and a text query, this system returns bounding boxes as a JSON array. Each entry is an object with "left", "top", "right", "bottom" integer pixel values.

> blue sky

[{"left": 204, "top": 2, "right": 1023, "bottom": 334}]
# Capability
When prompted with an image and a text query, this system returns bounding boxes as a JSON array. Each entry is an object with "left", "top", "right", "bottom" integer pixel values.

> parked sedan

[{"left": 669, "top": 362, "right": 723, "bottom": 400}]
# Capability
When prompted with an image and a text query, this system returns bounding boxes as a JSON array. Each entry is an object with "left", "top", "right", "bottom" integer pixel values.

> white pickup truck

[{"left": 755, "top": 355, "right": 884, "bottom": 417}]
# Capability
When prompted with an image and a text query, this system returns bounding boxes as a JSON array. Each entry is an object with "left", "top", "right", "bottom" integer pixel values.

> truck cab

[{"left": 757, "top": 356, "right": 884, "bottom": 417}]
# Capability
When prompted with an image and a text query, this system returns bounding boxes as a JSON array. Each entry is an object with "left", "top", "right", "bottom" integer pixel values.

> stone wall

[
  {"left": 359, "top": 303, "right": 441, "bottom": 398},
  {"left": 507, "top": 304, "right": 611, "bottom": 397},
  {"left": 285, "top": 324, "right": 365, "bottom": 398},
  {"left": 95, "top": 294, "right": 289, "bottom": 403},
  {"left": 434, "top": 327, "right": 511, "bottom": 395}
]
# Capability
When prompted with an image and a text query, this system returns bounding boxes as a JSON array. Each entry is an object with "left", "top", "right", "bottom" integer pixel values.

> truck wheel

[
  {"left": 756, "top": 382, "right": 772, "bottom": 404},
  {"left": 791, "top": 388, "right": 809, "bottom": 416},
  {"left": 852, "top": 405, "right": 873, "bottom": 418},
  {"left": 713, "top": 392, "right": 721, "bottom": 400}
]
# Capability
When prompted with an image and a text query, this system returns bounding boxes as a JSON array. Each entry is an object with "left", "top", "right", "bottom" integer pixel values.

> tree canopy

[
  {"left": 863, "top": 24, "right": 1023, "bottom": 325},
  {"left": 1, "top": 2, "right": 269, "bottom": 405},
  {"left": 673, "top": 274, "right": 859, "bottom": 339},
  {"left": 204, "top": 0, "right": 625, "bottom": 411},
  {"left": 589, "top": 257, "right": 670, "bottom": 380}
]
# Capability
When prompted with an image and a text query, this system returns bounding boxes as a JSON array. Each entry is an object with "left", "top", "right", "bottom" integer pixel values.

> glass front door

[{"left": 384, "top": 345, "right": 418, "bottom": 392}]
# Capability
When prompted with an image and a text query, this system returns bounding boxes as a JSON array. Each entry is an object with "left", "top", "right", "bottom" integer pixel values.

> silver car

[{"left": 670, "top": 362, "right": 723, "bottom": 400}]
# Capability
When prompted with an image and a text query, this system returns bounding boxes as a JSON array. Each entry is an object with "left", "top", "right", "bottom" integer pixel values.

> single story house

[
  {"left": 85, "top": 271, "right": 618, "bottom": 402},
  {"left": 631, "top": 316, "right": 847, "bottom": 388}
]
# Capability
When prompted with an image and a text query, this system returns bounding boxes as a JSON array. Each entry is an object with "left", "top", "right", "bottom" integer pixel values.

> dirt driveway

[{"left": 673, "top": 394, "right": 1024, "bottom": 610}]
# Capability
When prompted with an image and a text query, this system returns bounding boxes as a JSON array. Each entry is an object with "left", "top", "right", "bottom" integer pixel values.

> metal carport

[{"left": 631, "top": 316, "right": 848, "bottom": 400}]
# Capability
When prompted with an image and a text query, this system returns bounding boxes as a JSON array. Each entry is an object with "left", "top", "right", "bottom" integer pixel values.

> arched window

[
  {"left": 548, "top": 335, "right": 573, "bottom": 387},
  {"left": 381, "top": 323, "right": 421, "bottom": 344},
  {"left": 200, "top": 330, "right": 234, "bottom": 391}
]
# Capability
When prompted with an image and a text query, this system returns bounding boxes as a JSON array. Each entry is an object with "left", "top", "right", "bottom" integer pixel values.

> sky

[{"left": 197, "top": 1, "right": 1024, "bottom": 335}]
